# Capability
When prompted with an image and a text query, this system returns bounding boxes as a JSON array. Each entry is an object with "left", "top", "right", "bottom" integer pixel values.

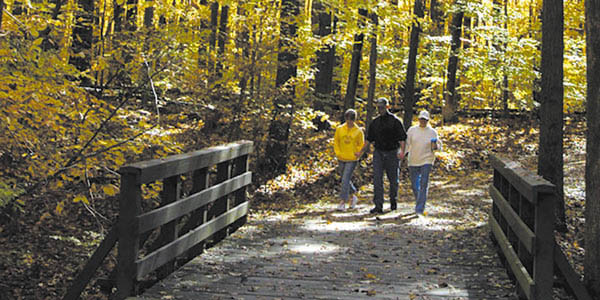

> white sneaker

[
  {"left": 337, "top": 203, "right": 346, "bottom": 211},
  {"left": 350, "top": 195, "right": 358, "bottom": 209}
]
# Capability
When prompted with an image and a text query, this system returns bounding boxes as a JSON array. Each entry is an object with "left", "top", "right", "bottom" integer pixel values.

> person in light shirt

[
  {"left": 333, "top": 109, "right": 364, "bottom": 211},
  {"left": 405, "top": 110, "right": 442, "bottom": 215}
]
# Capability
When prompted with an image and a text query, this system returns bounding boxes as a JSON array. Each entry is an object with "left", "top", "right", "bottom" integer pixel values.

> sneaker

[
  {"left": 369, "top": 207, "right": 383, "bottom": 214},
  {"left": 350, "top": 195, "right": 358, "bottom": 209},
  {"left": 337, "top": 203, "right": 346, "bottom": 211},
  {"left": 390, "top": 202, "right": 397, "bottom": 211}
]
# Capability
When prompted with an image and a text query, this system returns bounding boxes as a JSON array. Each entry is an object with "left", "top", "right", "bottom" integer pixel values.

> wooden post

[
  {"left": 533, "top": 191, "right": 555, "bottom": 300},
  {"left": 208, "top": 161, "right": 231, "bottom": 245},
  {"left": 231, "top": 155, "right": 249, "bottom": 232},
  {"left": 157, "top": 175, "right": 180, "bottom": 278},
  {"left": 116, "top": 172, "right": 141, "bottom": 299},
  {"left": 183, "top": 167, "right": 209, "bottom": 260}
]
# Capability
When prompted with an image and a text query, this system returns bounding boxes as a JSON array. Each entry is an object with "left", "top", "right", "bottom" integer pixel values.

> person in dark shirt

[{"left": 357, "top": 97, "right": 407, "bottom": 214}]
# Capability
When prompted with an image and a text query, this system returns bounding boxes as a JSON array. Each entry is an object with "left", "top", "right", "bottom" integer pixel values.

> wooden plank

[
  {"left": 119, "top": 141, "right": 253, "bottom": 184},
  {"left": 62, "top": 225, "right": 118, "bottom": 300},
  {"left": 136, "top": 172, "right": 251, "bottom": 233},
  {"left": 532, "top": 192, "right": 554, "bottom": 300},
  {"left": 135, "top": 202, "right": 249, "bottom": 279},
  {"left": 489, "top": 185, "right": 535, "bottom": 253},
  {"left": 116, "top": 173, "right": 142, "bottom": 299},
  {"left": 554, "top": 242, "right": 594, "bottom": 300},
  {"left": 489, "top": 155, "right": 554, "bottom": 204},
  {"left": 489, "top": 211, "right": 535, "bottom": 299}
]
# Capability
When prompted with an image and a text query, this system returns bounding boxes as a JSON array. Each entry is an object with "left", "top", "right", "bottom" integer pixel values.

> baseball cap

[
  {"left": 418, "top": 110, "right": 430, "bottom": 120},
  {"left": 376, "top": 97, "right": 389, "bottom": 106}
]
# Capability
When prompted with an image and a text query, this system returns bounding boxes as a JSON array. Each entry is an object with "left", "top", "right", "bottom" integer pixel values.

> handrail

[
  {"left": 63, "top": 141, "right": 253, "bottom": 300},
  {"left": 489, "top": 154, "right": 555, "bottom": 300}
]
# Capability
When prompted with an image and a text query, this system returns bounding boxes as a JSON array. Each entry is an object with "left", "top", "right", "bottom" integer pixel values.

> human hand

[{"left": 397, "top": 151, "right": 405, "bottom": 160}]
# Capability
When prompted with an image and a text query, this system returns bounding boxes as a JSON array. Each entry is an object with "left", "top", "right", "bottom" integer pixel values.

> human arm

[
  {"left": 397, "top": 140, "right": 406, "bottom": 160},
  {"left": 333, "top": 127, "right": 342, "bottom": 158},
  {"left": 356, "top": 140, "right": 371, "bottom": 158},
  {"left": 431, "top": 130, "right": 442, "bottom": 151}
]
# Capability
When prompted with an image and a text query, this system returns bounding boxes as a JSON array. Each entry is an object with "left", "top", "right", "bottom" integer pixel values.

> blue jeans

[
  {"left": 409, "top": 164, "right": 432, "bottom": 214},
  {"left": 372, "top": 149, "right": 399, "bottom": 209},
  {"left": 338, "top": 161, "right": 358, "bottom": 200}
]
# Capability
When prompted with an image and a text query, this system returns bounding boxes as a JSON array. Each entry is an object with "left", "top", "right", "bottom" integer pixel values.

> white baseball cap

[{"left": 418, "top": 110, "right": 430, "bottom": 120}]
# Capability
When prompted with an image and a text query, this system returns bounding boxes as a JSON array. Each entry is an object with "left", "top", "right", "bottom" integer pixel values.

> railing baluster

[
  {"left": 157, "top": 175, "right": 180, "bottom": 278},
  {"left": 181, "top": 167, "right": 209, "bottom": 261}
]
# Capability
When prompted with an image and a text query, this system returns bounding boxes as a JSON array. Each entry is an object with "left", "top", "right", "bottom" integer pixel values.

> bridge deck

[{"left": 129, "top": 175, "right": 516, "bottom": 300}]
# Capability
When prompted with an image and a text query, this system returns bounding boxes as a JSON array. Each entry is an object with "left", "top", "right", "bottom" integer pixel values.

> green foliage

[{"left": 0, "top": 180, "right": 24, "bottom": 209}]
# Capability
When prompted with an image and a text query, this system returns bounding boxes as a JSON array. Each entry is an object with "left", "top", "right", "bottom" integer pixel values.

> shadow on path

[{"left": 130, "top": 172, "right": 517, "bottom": 300}]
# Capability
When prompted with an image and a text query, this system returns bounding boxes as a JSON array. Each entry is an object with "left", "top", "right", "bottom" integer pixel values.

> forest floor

[{"left": 0, "top": 115, "right": 587, "bottom": 299}]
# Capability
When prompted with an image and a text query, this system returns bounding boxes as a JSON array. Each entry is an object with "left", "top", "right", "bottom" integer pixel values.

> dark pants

[{"left": 372, "top": 149, "right": 399, "bottom": 209}]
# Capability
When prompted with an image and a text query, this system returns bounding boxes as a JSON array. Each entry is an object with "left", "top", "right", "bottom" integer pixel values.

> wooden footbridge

[{"left": 63, "top": 141, "right": 593, "bottom": 300}]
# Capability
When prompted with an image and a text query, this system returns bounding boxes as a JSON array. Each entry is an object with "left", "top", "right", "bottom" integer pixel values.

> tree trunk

[
  {"left": 403, "top": 0, "right": 424, "bottom": 129},
  {"left": 69, "top": 0, "right": 94, "bottom": 85},
  {"left": 502, "top": 0, "right": 509, "bottom": 115},
  {"left": 263, "top": 0, "right": 300, "bottom": 175},
  {"left": 208, "top": 2, "right": 219, "bottom": 74},
  {"left": 538, "top": 0, "right": 565, "bottom": 230},
  {"left": 343, "top": 8, "right": 368, "bottom": 112},
  {"left": 0, "top": 0, "right": 4, "bottom": 30},
  {"left": 442, "top": 3, "right": 463, "bottom": 124},
  {"left": 197, "top": 0, "right": 210, "bottom": 68},
  {"left": 144, "top": 0, "right": 154, "bottom": 28},
  {"left": 114, "top": 0, "right": 124, "bottom": 33},
  {"left": 313, "top": 1, "right": 335, "bottom": 110},
  {"left": 125, "top": 0, "right": 138, "bottom": 31},
  {"left": 216, "top": 5, "right": 229, "bottom": 79},
  {"left": 585, "top": 0, "right": 600, "bottom": 295},
  {"left": 236, "top": 2, "right": 250, "bottom": 93},
  {"left": 366, "top": 12, "right": 378, "bottom": 131},
  {"left": 429, "top": 0, "right": 444, "bottom": 36}
]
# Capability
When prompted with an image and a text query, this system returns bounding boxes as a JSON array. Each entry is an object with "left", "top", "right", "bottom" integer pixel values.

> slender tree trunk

[
  {"left": 585, "top": 0, "right": 600, "bottom": 295},
  {"left": 236, "top": 2, "right": 250, "bottom": 93},
  {"left": 114, "top": 0, "right": 124, "bottom": 33},
  {"left": 125, "top": 0, "right": 138, "bottom": 31},
  {"left": 208, "top": 2, "right": 219, "bottom": 74},
  {"left": 442, "top": 3, "right": 463, "bottom": 124},
  {"left": 144, "top": 0, "right": 154, "bottom": 28},
  {"left": 0, "top": 0, "right": 4, "bottom": 30},
  {"left": 430, "top": 0, "right": 444, "bottom": 36},
  {"left": 502, "top": 0, "right": 509, "bottom": 115},
  {"left": 343, "top": 8, "right": 368, "bottom": 112},
  {"left": 197, "top": 0, "right": 209, "bottom": 68},
  {"left": 538, "top": 0, "right": 565, "bottom": 230},
  {"left": 366, "top": 12, "right": 378, "bottom": 131},
  {"left": 263, "top": 0, "right": 300, "bottom": 175},
  {"left": 403, "top": 0, "right": 424, "bottom": 128},
  {"left": 70, "top": 0, "right": 94, "bottom": 85},
  {"left": 215, "top": 5, "right": 229, "bottom": 79},
  {"left": 313, "top": 1, "right": 335, "bottom": 110}
]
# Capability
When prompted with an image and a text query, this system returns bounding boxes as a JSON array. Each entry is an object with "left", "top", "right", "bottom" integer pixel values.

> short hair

[
  {"left": 344, "top": 109, "right": 357, "bottom": 121},
  {"left": 376, "top": 97, "right": 389, "bottom": 106}
]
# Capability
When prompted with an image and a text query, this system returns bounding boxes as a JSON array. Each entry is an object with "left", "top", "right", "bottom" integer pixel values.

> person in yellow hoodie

[{"left": 334, "top": 109, "right": 364, "bottom": 211}]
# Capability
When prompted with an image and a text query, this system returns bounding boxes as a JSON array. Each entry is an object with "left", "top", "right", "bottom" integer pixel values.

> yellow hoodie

[{"left": 334, "top": 123, "right": 364, "bottom": 162}]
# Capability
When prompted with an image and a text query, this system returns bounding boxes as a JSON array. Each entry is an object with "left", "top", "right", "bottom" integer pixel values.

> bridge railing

[
  {"left": 489, "top": 154, "right": 555, "bottom": 300},
  {"left": 63, "top": 140, "right": 253, "bottom": 300}
]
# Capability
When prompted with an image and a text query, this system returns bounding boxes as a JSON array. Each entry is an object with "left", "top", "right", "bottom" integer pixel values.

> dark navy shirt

[{"left": 366, "top": 112, "right": 407, "bottom": 151}]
